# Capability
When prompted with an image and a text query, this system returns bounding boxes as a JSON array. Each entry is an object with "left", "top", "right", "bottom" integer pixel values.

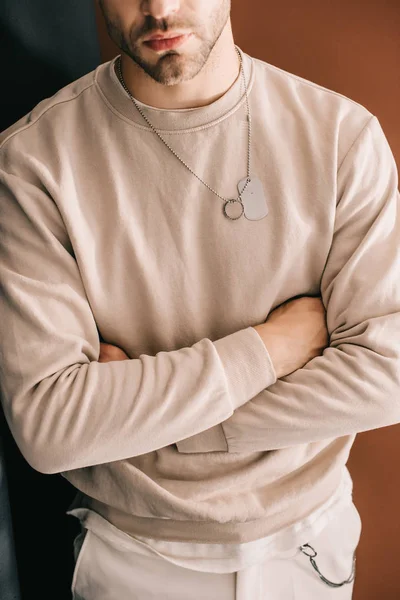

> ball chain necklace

[{"left": 115, "top": 45, "right": 268, "bottom": 221}]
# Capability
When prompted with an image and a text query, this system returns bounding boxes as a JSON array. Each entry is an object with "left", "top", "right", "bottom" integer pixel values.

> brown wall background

[{"left": 94, "top": 2, "right": 400, "bottom": 599}]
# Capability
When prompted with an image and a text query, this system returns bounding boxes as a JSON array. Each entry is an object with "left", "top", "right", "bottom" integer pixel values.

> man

[{"left": 1, "top": 0, "right": 399, "bottom": 598}]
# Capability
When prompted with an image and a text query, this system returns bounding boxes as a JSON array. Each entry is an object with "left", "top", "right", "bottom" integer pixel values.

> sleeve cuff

[
  {"left": 213, "top": 326, "right": 277, "bottom": 410},
  {"left": 176, "top": 423, "right": 228, "bottom": 453},
  {"left": 175, "top": 326, "right": 277, "bottom": 454}
]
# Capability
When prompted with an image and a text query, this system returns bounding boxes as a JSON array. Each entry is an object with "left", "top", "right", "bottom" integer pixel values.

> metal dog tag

[{"left": 237, "top": 176, "right": 268, "bottom": 221}]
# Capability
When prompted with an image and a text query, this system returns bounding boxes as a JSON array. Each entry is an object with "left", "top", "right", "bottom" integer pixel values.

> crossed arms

[{"left": 1, "top": 115, "right": 400, "bottom": 474}]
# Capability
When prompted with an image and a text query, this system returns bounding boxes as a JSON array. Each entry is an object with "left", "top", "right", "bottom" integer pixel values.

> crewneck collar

[{"left": 95, "top": 45, "right": 254, "bottom": 133}]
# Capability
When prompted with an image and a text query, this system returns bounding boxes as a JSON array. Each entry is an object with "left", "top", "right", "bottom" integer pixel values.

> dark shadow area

[{"left": 1, "top": 2, "right": 101, "bottom": 598}]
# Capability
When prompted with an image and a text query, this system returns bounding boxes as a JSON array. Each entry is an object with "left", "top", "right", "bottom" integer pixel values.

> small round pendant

[{"left": 223, "top": 199, "right": 244, "bottom": 220}]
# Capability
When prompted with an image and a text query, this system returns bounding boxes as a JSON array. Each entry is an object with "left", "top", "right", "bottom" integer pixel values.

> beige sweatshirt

[{"left": 1, "top": 47, "right": 400, "bottom": 545}]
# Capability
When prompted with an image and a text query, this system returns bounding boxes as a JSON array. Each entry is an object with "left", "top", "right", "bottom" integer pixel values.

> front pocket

[{"left": 71, "top": 527, "right": 91, "bottom": 598}]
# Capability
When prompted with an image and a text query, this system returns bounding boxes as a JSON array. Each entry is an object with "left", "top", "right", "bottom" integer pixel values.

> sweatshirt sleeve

[
  {"left": 176, "top": 116, "right": 400, "bottom": 454},
  {"left": 0, "top": 166, "right": 276, "bottom": 475}
]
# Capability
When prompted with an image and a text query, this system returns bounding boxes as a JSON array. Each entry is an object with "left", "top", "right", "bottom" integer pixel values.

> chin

[{"left": 152, "top": 57, "right": 199, "bottom": 85}]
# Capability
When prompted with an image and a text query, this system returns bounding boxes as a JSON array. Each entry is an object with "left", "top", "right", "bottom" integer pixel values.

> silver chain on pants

[{"left": 299, "top": 543, "right": 356, "bottom": 587}]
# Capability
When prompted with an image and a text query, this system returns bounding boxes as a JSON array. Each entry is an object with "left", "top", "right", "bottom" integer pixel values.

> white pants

[{"left": 71, "top": 501, "right": 362, "bottom": 599}]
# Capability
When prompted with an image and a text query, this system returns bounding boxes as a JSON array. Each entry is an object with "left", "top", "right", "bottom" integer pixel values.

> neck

[{"left": 117, "top": 25, "right": 240, "bottom": 110}]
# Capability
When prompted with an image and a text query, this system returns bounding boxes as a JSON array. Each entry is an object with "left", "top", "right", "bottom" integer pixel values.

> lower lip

[{"left": 144, "top": 34, "right": 192, "bottom": 52}]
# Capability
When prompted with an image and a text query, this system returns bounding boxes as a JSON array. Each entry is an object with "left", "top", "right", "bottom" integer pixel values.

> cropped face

[{"left": 98, "top": 0, "right": 231, "bottom": 85}]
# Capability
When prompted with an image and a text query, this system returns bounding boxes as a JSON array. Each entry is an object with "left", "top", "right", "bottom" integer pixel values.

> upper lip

[{"left": 144, "top": 31, "right": 190, "bottom": 41}]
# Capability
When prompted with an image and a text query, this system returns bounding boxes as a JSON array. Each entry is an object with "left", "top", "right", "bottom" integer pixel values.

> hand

[
  {"left": 254, "top": 296, "right": 329, "bottom": 379},
  {"left": 99, "top": 342, "right": 130, "bottom": 363}
]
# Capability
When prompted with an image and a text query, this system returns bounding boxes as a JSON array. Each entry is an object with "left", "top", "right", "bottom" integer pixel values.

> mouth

[{"left": 143, "top": 33, "right": 193, "bottom": 53}]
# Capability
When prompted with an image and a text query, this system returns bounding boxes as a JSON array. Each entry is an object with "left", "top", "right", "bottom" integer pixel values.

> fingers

[{"left": 99, "top": 342, "right": 129, "bottom": 362}]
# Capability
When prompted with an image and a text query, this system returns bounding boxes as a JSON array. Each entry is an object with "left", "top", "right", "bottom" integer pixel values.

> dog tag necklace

[{"left": 115, "top": 46, "right": 268, "bottom": 221}]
